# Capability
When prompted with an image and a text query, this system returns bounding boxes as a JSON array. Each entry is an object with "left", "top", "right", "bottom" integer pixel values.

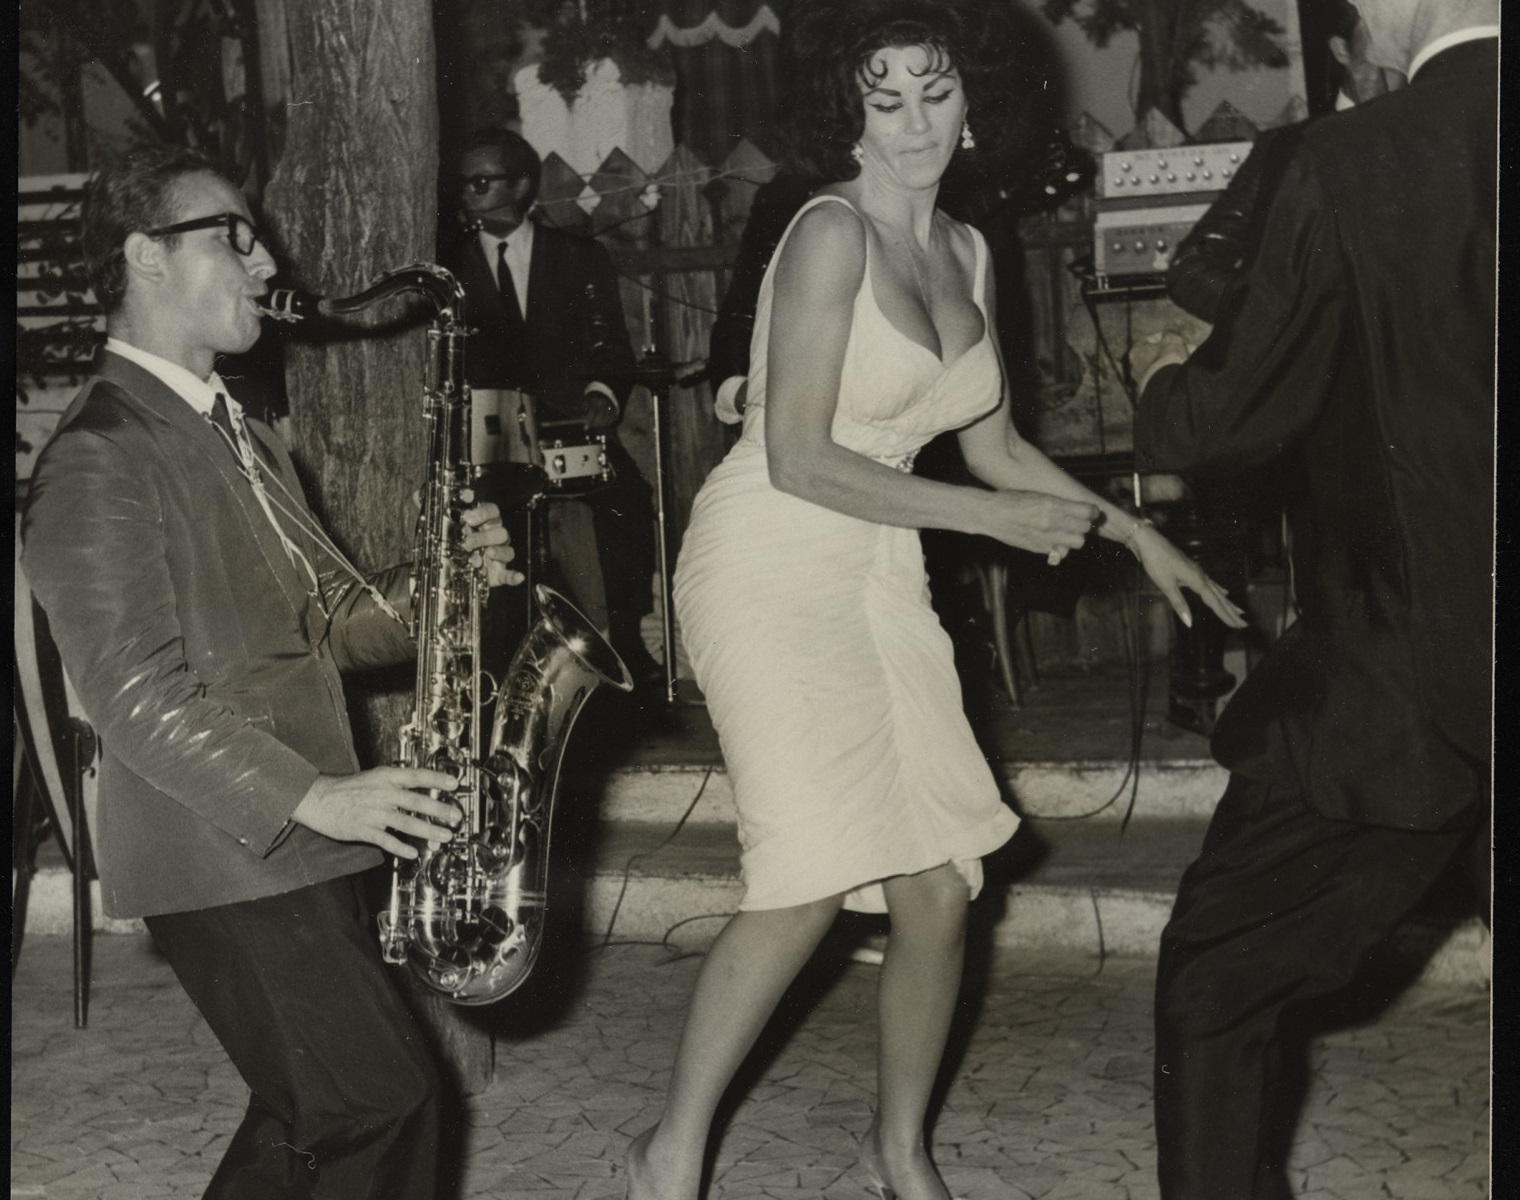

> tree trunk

[
  {"left": 256, "top": 0, "right": 495, "bottom": 1094},
  {"left": 262, "top": 0, "right": 438, "bottom": 576},
  {"left": 1133, "top": 0, "right": 1185, "bottom": 128}
]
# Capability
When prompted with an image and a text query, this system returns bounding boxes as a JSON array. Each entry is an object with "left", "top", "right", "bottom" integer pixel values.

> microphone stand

[{"left": 642, "top": 351, "right": 679, "bottom": 705}]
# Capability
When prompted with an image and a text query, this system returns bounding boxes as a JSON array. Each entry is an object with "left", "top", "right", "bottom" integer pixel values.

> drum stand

[
  {"left": 607, "top": 352, "right": 691, "bottom": 706},
  {"left": 568, "top": 355, "right": 701, "bottom": 706}
]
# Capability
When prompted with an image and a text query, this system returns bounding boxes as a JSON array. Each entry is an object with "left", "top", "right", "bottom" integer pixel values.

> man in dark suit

[
  {"left": 21, "top": 146, "right": 517, "bottom": 1197},
  {"left": 1132, "top": 2, "right": 1496, "bottom": 1195},
  {"left": 442, "top": 127, "right": 662, "bottom": 687}
]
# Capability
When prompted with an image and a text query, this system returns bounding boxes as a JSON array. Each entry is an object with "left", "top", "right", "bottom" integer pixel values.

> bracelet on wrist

[{"left": 1122, "top": 517, "right": 1155, "bottom": 554}]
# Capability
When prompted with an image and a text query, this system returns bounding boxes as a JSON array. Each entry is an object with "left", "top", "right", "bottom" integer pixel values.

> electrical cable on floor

[
  {"left": 1089, "top": 886, "right": 1109, "bottom": 977},
  {"left": 596, "top": 767, "right": 714, "bottom": 952},
  {"left": 1032, "top": 565, "right": 1150, "bottom": 824},
  {"left": 659, "top": 913, "right": 732, "bottom": 962},
  {"left": 1019, "top": 272, "right": 1152, "bottom": 825},
  {"left": 1116, "top": 576, "right": 1152, "bottom": 835}
]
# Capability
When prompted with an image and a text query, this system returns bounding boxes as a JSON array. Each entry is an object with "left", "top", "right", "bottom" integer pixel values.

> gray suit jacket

[{"left": 22, "top": 351, "right": 415, "bottom": 917}]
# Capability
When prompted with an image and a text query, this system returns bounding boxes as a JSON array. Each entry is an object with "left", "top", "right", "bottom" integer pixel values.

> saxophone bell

[{"left": 383, "top": 585, "right": 633, "bottom": 1005}]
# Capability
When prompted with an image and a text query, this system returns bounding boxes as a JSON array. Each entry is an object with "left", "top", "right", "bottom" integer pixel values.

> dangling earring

[
  {"left": 851, "top": 143, "right": 864, "bottom": 163},
  {"left": 961, "top": 123, "right": 976, "bottom": 151}
]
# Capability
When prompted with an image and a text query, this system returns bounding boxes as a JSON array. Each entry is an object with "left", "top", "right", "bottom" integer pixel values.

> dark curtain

[{"left": 654, "top": 0, "right": 786, "bottom": 163}]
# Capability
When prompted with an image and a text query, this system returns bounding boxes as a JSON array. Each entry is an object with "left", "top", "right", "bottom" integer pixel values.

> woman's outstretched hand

[{"left": 1130, "top": 522, "right": 1249, "bottom": 629}]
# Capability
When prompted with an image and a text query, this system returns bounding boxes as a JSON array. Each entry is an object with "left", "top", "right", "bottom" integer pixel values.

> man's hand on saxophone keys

[
  {"left": 291, "top": 767, "right": 465, "bottom": 859},
  {"left": 459, "top": 501, "right": 524, "bottom": 587}
]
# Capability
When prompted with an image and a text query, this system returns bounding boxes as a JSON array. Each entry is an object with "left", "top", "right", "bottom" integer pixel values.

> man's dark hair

[
  {"left": 461, "top": 128, "right": 543, "bottom": 209},
  {"left": 81, "top": 144, "right": 224, "bottom": 315},
  {"left": 1325, "top": 0, "right": 1361, "bottom": 43},
  {"left": 779, "top": 0, "right": 1043, "bottom": 186}
]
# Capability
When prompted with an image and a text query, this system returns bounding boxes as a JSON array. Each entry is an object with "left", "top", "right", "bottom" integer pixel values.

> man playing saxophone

[{"left": 20, "top": 145, "right": 520, "bottom": 1198}]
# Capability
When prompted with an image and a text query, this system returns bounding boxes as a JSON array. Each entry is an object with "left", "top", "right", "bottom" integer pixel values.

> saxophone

[{"left": 260, "top": 265, "right": 634, "bottom": 1005}]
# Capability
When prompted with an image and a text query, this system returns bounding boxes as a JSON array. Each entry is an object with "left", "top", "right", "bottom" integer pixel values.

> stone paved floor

[{"left": 11, "top": 933, "right": 1490, "bottom": 1200}]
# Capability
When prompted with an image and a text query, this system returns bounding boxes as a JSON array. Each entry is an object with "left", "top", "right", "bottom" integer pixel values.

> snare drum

[
  {"left": 540, "top": 432, "right": 615, "bottom": 492},
  {"left": 471, "top": 389, "right": 615, "bottom": 494},
  {"left": 470, "top": 388, "right": 537, "bottom": 466}
]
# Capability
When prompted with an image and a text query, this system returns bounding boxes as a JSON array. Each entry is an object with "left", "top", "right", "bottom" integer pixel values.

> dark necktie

[
  {"left": 495, "top": 240, "right": 530, "bottom": 386},
  {"left": 496, "top": 240, "right": 527, "bottom": 332},
  {"left": 210, "top": 393, "right": 321, "bottom": 600},
  {"left": 210, "top": 392, "right": 259, "bottom": 475},
  {"left": 210, "top": 391, "right": 238, "bottom": 449}
]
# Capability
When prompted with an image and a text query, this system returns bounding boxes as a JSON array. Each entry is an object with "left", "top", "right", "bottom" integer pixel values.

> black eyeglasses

[
  {"left": 461, "top": 173, "right": 521, "bottom": 196},
  {"left": 144, "top": 212, "right": 266, "bottom": 256}
]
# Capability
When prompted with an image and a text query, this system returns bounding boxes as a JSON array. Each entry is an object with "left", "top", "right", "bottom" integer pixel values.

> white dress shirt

[
  {"left": 106, "top": 336, "right": 232, "bottom": 420},
  {"left": 1407, "top": 26, "right": 1498, "bottom": 82}
]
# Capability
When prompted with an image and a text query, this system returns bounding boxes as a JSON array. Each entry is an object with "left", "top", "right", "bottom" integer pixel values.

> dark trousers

[
  {"left": 145, "top": 875, "right": 441, "bottom": 1199},
  {"left": 584, "top": 438, "right": 656, "bottom": 657},
  {"left": 488, "top": 436, "right": 655, "bottom": 664},
  {"left": 1153, "top": 773, "right": 1472, "bottom": 1200}
]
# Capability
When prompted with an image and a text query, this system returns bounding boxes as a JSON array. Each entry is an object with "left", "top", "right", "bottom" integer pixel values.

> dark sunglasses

[
  {"left": 461, "top": 172, "right": 523, "bottom": 196},
  {"left": 144, "top": 212, "right": 266, "bottom": 256}
]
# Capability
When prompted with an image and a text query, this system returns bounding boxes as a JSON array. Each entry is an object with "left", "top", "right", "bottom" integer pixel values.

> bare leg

[
  {"left": 862, "top": 864, "right": 970, "bottom": 1200},
  {"left": 628, "top": 896, "right": 844, "bottom": 1200}
]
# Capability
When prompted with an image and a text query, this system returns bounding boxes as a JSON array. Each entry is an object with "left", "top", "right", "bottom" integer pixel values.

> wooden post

[{"left": 260, "top": 0, "right": 494, "bottom": 1094}]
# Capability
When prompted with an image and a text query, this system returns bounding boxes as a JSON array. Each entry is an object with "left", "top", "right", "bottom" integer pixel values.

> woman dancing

[{"left": 627, "top": 4, "right": 1247, "bottom": 1198}]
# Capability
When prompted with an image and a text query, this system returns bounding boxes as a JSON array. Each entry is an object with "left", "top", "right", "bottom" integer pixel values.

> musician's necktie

[
  {"left": 211, "top": 392, "right": 323, "bottom": 605},
  {"left": 495, "top": 240, "right": 530, "bottom": 387},
  {"left": 496, "top": 240, "right": 527, "bottom": 331},
  {"left": 211, "top": 392, "right": 259, "bottom": 477}
]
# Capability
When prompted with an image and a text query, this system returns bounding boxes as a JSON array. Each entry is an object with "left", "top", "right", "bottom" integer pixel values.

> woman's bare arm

[
  {"left": 763, "top": 201, "right": 1097, "bottom": 558},
  {"left": 957, "top": 271, "right": 1246, "bottom": 628}
]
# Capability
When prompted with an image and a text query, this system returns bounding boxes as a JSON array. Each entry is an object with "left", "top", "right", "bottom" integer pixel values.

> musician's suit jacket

[
  {"left": 1137, "top": 39, "right": 1496, "bottom": 833},
  {"left": 21, "top": 352, "right": 413, "bottom": 918},
  {"left": 442, "top": 219, "right": 636, "bottom": 420}
]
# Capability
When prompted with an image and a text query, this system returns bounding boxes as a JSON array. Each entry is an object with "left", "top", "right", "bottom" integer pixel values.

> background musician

[
  {"left": 20, "top": 145, "right": 519, "bottom": 1196},
  {"left": 441, "top": 127, "right": 664, "bottom": 692}
]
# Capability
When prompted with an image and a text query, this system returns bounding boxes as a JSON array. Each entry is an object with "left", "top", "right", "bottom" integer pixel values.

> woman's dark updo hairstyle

[{"left": 780, "top": 0, "right": 1043, "bottom": 187}]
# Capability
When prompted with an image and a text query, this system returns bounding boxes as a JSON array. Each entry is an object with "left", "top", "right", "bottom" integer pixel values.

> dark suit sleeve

[
  {"left": 582, "top": 239, "right": 637, "bottom": 408},
  {"left": 1138, "top": 146, "right": 1349, "bottom": 477},
  {"left": 1165, "top": 127, "right": 1300, "bottom": 323},
  {"left": 317, "top": 563, "right": 417, "bottom": 673},
  {"left": 21, "top": 411, "right": 321, "bottom": 855},
  {"left": 708, "top": 175, "right": 812, "bottom": 387},
  {"left": 250, "top": 424, "right": 417, "bottom": 674}
]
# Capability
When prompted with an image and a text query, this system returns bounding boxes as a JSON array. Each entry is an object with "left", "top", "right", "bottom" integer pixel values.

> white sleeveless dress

[{"left": 674, "top": 195, "right": 1020, "bottom": 913}]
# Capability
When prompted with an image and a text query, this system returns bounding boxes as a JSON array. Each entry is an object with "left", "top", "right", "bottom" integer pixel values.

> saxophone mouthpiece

[{"left": 256, "top": 288, "right": 327, "bottom": 323}]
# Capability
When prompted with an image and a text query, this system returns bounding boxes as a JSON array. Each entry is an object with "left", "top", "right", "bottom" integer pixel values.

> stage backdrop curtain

[{"left": 648, "top": 0, "right": 786, "bottom": 164}]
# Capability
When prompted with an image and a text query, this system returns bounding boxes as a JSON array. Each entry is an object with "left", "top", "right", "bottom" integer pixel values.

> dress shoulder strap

[
  {"left": 771, "top": 192, "right": 864, "bottom": 258},
  {"left": 965, "top": 222, "right": 989, "bottom": 313}
]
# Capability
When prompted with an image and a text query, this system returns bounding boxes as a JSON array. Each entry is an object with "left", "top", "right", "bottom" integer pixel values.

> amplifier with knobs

[{"left": 1091, "top": 140, "right": 1255, "bottom": 285}]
